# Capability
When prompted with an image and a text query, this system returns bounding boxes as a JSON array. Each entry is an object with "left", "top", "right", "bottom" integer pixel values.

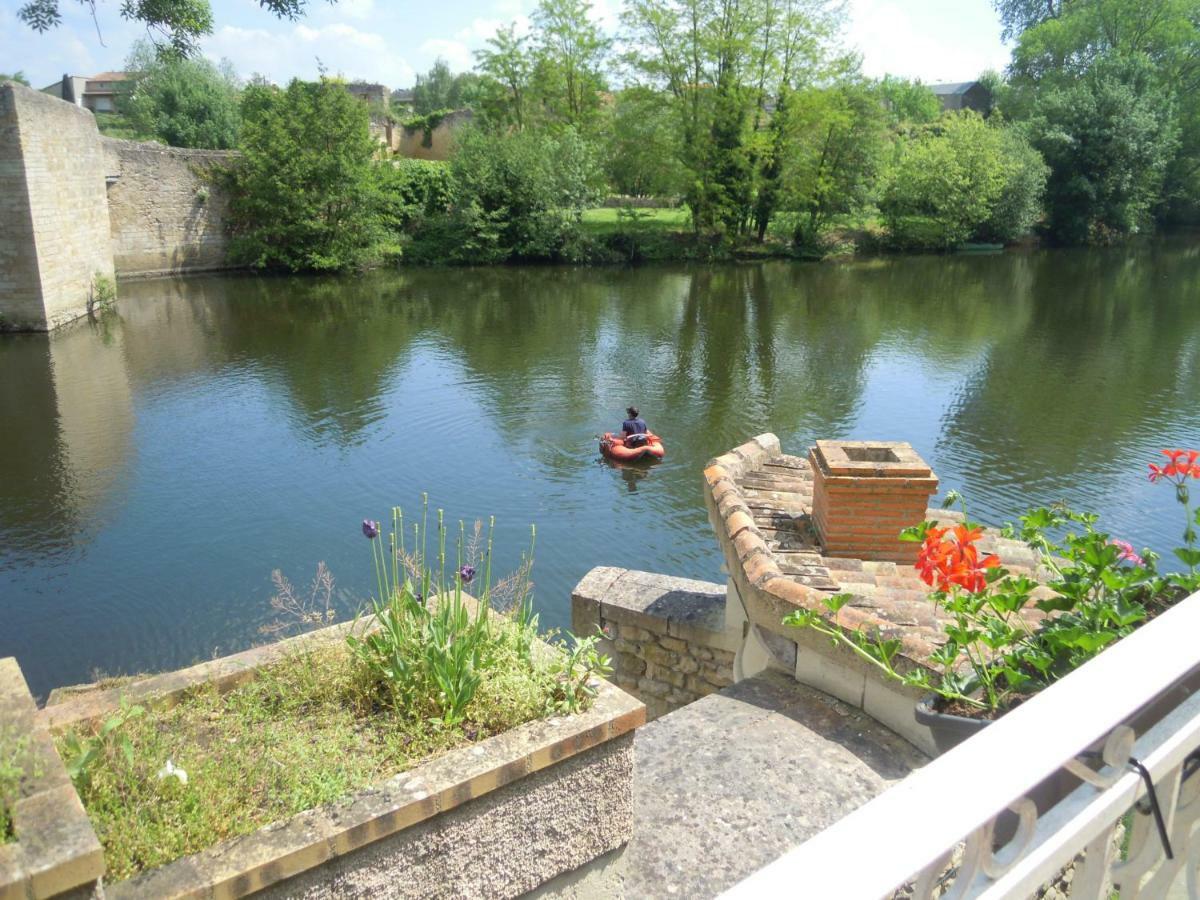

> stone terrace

[{"left": 702, "top": 434, "right": 1052, "bottom": 749}]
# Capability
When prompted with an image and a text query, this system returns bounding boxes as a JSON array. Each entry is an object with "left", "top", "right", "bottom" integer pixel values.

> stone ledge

[
  {"left": 0, "top": 658, "right": 104, "bottom": 900},
  {"left": 572, "top": 567, "right": 739, "bottom": 653}
]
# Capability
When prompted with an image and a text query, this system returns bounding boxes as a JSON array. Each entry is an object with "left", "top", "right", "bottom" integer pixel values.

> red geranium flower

[
  {"left": 1149, "top": 449, "right": 1200, "bottom": 482},
  {"left": 916, "top": 524, "right": 1001, "bottom": 594}
]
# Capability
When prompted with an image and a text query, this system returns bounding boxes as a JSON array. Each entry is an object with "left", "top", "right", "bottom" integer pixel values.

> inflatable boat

[{"left": 600, "top": 432, "right": 665, "bottom": 462}]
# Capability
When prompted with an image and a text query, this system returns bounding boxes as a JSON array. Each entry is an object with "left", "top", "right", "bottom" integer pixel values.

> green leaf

[{"left": 1174, "top": 548, "right": 1200, "bottom": 568}]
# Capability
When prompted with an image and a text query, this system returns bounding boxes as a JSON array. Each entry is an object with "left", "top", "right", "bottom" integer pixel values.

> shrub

[
  {"left": 882, "top": 112, "right": 1047, "bottom": 250},
  {"left": 228, "top": 78, "right": 386, "bottom": 272},
  {"left": 406, "top": 128, "right": 604, "bottom": 264},
  {"left": 375, "top": 159, "right": 453, "bottom": 234}
]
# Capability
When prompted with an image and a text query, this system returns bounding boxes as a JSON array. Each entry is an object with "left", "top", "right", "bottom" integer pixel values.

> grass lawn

[
  {"left": 580, "top": 207, "right": 692, "bottom": 236},
  {"left": 59, "top": 618, "right": 570, "bottom": 882}
]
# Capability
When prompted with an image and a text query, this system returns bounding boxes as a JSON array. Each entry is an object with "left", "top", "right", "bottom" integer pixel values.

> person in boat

[{"left": 621, "top": 406, "right": 650, "bottom": 447}]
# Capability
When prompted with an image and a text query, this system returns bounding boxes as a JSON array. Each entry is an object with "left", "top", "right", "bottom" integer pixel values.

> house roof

[
  {"left": 88, "top": 72, "right": 130, "bottom": 82},
  {"left": 929, "top": 81, "right": 979, "bottom": 96}
]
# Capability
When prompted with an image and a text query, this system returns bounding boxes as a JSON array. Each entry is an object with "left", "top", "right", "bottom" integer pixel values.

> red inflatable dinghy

[{"left": 600, "top": 432, "right": 665, "bottom": 462}]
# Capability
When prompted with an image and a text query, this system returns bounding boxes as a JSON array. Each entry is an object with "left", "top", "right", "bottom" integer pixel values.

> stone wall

[
  {"left": 0, "top": 82, "right": 114, "bottom": 331},
  {"left": 0, "top": 82, "right": 240, "bottom": 329},
  {"left": 573, "top": 568, "right": 741, "bottom": 721},
  {"left": 394, "top": 109, "right": 473, "bottom": 162},
  {"left": 102, "top": 138, "right": 236, "bottom": 277}
]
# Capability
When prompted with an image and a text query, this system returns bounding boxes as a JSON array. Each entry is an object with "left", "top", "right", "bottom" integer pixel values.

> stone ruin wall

[
  {"left": 0, "top": 82, "right": 115, "bottom": 331},
  {"left": 0, "top": 82, "right": 237, "bottom": 330},
  {"left": 102, "top": 138, "right": 236, "bottom": 277}
]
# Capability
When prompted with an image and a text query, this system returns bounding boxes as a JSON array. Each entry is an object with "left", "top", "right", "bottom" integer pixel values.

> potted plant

[{"left": 784, "top": 448, "right": 1200, "bottom": 752}]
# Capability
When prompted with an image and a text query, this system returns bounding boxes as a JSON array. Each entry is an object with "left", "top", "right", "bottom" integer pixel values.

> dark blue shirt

[{"left": 622, "top": 417, "right": 648, "bottom": 437}]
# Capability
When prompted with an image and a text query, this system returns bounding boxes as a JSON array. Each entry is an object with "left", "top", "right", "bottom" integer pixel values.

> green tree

[
  {"left": 408, "top": 128, "right": 603, "bottom": 263},
  {"left": 623, "top": 0, "right": 844, "bottom": 235},
  {"left": 876, "top": 75, "right": 942, "bottom": 126},
  {"left": 228, "top": 78, "right": 384, "bottom": 271},
  {"left": 531, "top": 0, "right": 611, "bottom": 127},
  {"left": 747, "top": 0, "right": 851, "bottom": 239},
  {"left": 1003, "top": 0, "right": 1200, "bottom": 231},
  {"left": 121, "top": 41, "right": 240, "bottom": 149},
  {"left": 1027, "top": 55, "right": 1177, "bottom": 243},
  {"left": 0, "top": 72, "right": 31, "bottom": 86},
  {"left": 882, "top": 112, "right": 1047, "bottom": 249},
  {"left": 411, "top": 59, "right": 483, "bottom": 115},
  {"left": 18, "top": 0, "right": 317, "bottom": 57},
  {"left": 783, "top": 79, "right": 889, "bottom": 247},
  {"left": 475, "top": 23, "right": 534, "bottom": 130},
  {"left": 603, "top": 86, "right": 686, "bottom": 197},
  {"left": 993, "top": 0, "right": 1064, "bottom": 40}
]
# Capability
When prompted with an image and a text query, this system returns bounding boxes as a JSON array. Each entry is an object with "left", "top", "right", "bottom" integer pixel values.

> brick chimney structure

[{"left": 809, "top": 440, "right": 938, "bottom": 564}]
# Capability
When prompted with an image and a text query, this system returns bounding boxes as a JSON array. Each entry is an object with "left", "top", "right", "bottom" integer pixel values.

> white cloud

[
  {"left": 845, "top": 0, "right": 1010, "bottom": 82},
  {"left": 418, "top": 38, "right": 475, "bottom": 72},
  {"left": 203, "top": 23, "right": 415, "bottom": 87},
  {"left": 337, "top": 0, "right": 376, "bottom": 20}
]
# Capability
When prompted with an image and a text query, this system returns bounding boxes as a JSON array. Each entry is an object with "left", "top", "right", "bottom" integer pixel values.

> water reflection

[{"left": 2, "top": 242, "right": 1199, "bottom": 697}]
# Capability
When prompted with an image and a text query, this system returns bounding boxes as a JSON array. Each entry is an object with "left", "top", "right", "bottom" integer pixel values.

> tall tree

[
  {"left": 531, "top": 0, "right": 611, "bottom": 126},
  {"left": 475, "top": 23, "right": 533, "bottom": 130},
  {"left": 1, "top": 72, "right": 31, "bottom": 86},
  {"left": 229, "top": 77, "right": 382, "bottom": 271},
  {"left": 411, "top": 59, "right": 482, "bottom": 115}
]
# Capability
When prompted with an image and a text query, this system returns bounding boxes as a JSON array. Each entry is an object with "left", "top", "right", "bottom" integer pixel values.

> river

[{"left": 2, "top": 242, "right": 1199, "bottom": 697}]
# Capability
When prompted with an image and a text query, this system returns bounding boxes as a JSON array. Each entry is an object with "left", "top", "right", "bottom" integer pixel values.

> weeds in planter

[
  {"left": 61, "top": 700, "right": 144, "bottom": 790},
  {"left": 784, "top": 455, "right": 1200, "bottom": 717},
  {"left": 61, "top": 498, "right": 610, "bottom": 881}
]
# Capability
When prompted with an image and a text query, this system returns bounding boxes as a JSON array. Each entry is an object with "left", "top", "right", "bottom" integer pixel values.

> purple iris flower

[
  {"left": 459, "top": 565, "right": 476, "bottom": 585},
  {"left": 362, "top": 519, "right": 380, "bottom": 539}
]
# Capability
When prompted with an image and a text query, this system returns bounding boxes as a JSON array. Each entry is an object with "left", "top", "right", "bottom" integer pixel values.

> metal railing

[{"left": 722, "top": 589, "right": 1200, "bottom": 899}]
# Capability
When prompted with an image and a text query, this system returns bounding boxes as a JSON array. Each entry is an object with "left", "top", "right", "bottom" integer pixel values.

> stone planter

[{"left": 14, "top": 617, "right": 646, "bottom": 899}]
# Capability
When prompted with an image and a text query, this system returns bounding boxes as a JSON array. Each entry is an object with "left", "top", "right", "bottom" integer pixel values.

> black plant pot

[{"left": 914, "top": 695, "right": 989, "bottom": 754}]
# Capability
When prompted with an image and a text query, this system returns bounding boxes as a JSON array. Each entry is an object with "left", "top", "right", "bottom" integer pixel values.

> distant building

[
  {"left": 390, "top": 88, "right": 415, "bottom": 114},
  {"left": 346, "top": 82, "right": 389, "bottom": 107},
  {"left": 41, "top": 72, "right": 131, "bottom": 113},
  {"left": 929, "top": 81, "right": 992, "bottom": 115}
]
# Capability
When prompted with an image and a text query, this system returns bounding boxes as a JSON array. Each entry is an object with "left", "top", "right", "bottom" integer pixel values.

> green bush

[
  {"left": 375, "top": 159, "right": 453, "bottom": 233},
  {"left": 407, "top": 128, "right": 604, "bottom": 264},
  {"left": 882, "top": 112, "right": 1047, "bottom": 250},
  {"left": 228, "top": 79, "right": 386, "bottom": 272}
]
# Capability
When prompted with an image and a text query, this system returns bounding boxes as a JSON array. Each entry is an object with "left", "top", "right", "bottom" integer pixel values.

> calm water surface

[{"left": 3, "top": 244, "right": 1199, "bottom": 697}]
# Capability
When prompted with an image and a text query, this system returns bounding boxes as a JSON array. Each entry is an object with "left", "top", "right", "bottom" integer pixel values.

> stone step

[{"left": 532, "top": 670, "right": 927, "bottom": 899}]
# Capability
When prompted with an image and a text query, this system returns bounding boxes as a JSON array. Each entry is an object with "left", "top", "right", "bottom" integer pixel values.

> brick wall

[
  {"left": 102, "top": 138, "right": 236, "bottom": 277},
  {"left": 572, "top": 568, "right": 742, "bottom": 721}
]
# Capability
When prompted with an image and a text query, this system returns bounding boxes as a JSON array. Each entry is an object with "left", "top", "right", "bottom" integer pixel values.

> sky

[{"left": 1, "top": 0, "right": 1012, "bottom": 91}]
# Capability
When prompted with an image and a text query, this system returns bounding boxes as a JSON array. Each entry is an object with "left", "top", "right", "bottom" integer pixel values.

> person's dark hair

[{"left": 627, "top": 406, "right": 639, "bottom": 418}]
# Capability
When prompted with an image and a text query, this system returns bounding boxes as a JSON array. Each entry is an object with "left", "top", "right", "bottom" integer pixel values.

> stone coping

[
  {"left": 0, "top": 658, "right": 104, "bottom": 900},
  {"left": 703, "top": 434, "right": 1052, "bottom": 675},
  {"left": 572, "top": 567, "right": 740, "bottom": 653},
  {"left": 29, "top": 606, "right": 646, "bottom": 898}
]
